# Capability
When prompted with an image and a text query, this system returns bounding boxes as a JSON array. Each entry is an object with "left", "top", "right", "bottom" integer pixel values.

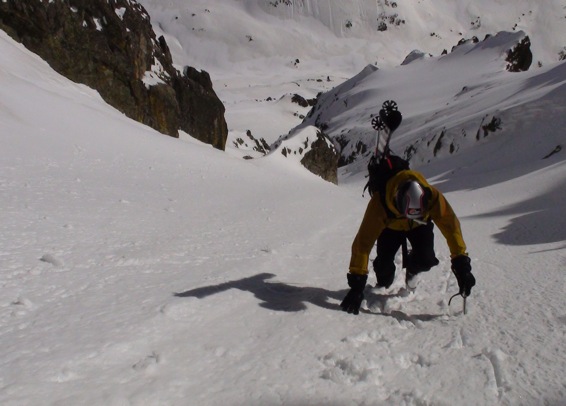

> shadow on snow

[
  {"left": 174, "top": 272, "right": 344, "bottom": 312},
  {"left": 174, "top": 273, "right": 447, "bottom": 323}
]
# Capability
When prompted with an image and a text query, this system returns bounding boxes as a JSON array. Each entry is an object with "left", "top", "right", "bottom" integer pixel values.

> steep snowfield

[
  {"left": 297, "top": 31, "right": 566, "bottom": 167},
  {"left": 144, "top": 0, "right": 566, "bottom": 70},
  {"left": 1, "top": 1, "right": 566, "bottom": 405},
  {"left": 141, "top": 0, "right": 566, "bottom": 150}
]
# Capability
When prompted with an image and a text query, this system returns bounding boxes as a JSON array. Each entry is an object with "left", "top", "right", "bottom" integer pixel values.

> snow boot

[{"left": 405, "top": 271, "right": 420, "bottom": 290}]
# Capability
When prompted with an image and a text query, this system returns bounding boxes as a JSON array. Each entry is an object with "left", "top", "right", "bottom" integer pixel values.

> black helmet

[{"left": 396, "top": 181, "right": 429, "bottom": 219}]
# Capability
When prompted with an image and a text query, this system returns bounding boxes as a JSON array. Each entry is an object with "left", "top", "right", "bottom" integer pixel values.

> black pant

[{"left": 372, "top": 221, "right": 439, "bottom": 287}]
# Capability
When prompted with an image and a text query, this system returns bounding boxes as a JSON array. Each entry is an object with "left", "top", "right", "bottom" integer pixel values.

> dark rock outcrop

[
  {"left": 271, "top": 127, "right": 339, "bottom": 184},
  {"left": 506, "top": 36, "right": 532, "bottom": 72},
  {"left": 0, "top": 0, "right": 227, "bottom": 149},
  {"left": 300, "top": 132, "right": 340, "bottom": 184}
]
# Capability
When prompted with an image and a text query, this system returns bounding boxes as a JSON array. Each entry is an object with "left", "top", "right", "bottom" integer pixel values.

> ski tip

[{"left": 379, "top": 109, "right": 402, "bottom": 133}]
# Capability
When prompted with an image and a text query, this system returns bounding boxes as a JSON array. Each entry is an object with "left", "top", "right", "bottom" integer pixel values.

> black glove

[
  {"left": 340, "top": 273, "right": 368, "bottom": 315},
  {"left": 451, "top": 255, "right": 475, "bottom": 296}
]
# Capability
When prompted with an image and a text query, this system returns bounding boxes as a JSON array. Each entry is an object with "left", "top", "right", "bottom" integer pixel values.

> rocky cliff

[{"left": 0, "top": 0, "right": 227, "bottom": 149}]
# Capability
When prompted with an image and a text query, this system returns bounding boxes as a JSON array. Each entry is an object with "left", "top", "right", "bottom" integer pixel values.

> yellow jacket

[{"left": 349, "top": 170, "right": 467, "bottom": 275}]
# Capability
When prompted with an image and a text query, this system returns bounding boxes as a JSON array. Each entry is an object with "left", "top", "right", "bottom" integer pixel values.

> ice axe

[{"left": 448, "top": 292, "right": 468, "bottom": 315}]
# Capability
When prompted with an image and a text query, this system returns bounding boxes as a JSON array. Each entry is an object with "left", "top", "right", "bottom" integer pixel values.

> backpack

[{"left": 363, "top": 153, "right": 410, "bottom": 198}]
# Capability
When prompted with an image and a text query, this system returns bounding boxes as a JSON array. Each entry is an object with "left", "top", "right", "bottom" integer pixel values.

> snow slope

[
  {"left": 1, "top": 1, "right": 566, "bottom": 405},
  {"left": 296, "top": 31, "right": 566, "bottom": 168},
  {"left": 140, "top": 0, "right": 566, "bottom": 148}
]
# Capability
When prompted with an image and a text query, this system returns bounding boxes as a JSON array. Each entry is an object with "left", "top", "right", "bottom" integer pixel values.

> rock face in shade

[
  {"left": 0, "top": 0, "right": 228, "bottom": 149},
  {"left": 506, "top": 36, "right": 533, "bottom": 72},
  {"left": 300, "top": 132, "right": 340, "bottom": 184}
]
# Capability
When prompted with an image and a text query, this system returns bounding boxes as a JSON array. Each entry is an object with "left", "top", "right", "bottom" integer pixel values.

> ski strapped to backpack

[
  {"left": 371, "top": 100, "right": 403, "bottom": 154},
  {"left": 364, "top": 100, "right": 412, "bottom": 282},
  {"left": 363, "top": 100, "right": 409, "bottom": 199}
]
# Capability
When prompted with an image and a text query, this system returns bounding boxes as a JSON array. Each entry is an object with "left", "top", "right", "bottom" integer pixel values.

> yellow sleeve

[
  {"left": 349, "top": 195, "right": 387, "bottom": 275},
  {"left": 428, "top": 188, "right": 468, "bottom": 257}
]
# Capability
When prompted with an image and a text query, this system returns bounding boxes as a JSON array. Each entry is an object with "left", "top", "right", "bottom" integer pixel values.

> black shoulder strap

[{"left": 377, "top": 160, "right": 398, "bottom": 219}]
